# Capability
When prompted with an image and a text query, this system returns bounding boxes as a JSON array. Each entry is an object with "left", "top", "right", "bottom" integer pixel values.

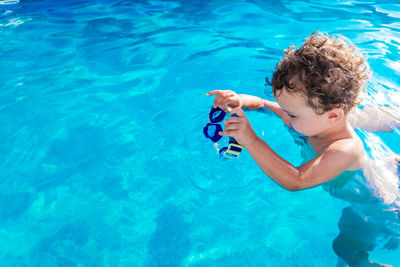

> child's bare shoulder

[{"left": 326, "top": 134, "right": 365, "bottom": 170}]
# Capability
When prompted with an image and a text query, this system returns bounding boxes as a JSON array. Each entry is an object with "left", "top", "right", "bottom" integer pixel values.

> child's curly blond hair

[{"left": 266, "top": 31, "right": 371, "bottom": 114}]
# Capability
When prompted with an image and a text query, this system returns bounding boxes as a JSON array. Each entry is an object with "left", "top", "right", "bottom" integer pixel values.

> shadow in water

[{"left": 146, "top": 204, "right": 192, "bottom": 266}]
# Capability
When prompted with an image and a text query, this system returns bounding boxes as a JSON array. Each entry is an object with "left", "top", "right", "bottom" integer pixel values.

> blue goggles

[{"left": 203, "top": 106, "right": 243, "bottom": 159}]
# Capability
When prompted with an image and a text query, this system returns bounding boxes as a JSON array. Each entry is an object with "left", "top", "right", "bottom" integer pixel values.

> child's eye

[{"left": 288, "top": 114, "right": 297, "bottom": 118}]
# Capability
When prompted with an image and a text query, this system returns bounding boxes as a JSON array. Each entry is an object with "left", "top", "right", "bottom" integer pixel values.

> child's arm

[
  {"left": 261, "top": 99, "right": 291, "bottom": 126},
  {"left": 222, "top": 108, "right": 360, "bottom": 191},
  {"left": 348, "top": 106, "right": 400, "bottom": 132},
  {"left": 206, "top": 90, "right": 264, "bottom": 112},
  {"left": 245, "top": 136, "right": 359, "bottom": 191},
  {"left": 238, "top": 94, "right": 286, "bottom": 116},
  {"left": 240, "top": 94, "right": 292, "bottom": 125},
  {"left": 238, "top": 94, "right": 264, "bottom": 110},
  {"left": 207, "top": 90, "right": 291, "bottom": 125}
]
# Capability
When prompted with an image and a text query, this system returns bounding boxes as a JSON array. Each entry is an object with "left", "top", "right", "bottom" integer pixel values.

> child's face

[{"left": 274, "top": 88, "right": 331, "bottom": 137}]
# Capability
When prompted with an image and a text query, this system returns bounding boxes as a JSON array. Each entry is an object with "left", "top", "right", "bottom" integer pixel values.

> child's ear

[{"left": 327, "top": 108, "right": 344, "bottom": 123}]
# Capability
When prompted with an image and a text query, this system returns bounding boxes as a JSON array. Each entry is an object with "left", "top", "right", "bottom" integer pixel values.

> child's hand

[
  {"left": 206, "top": 90, "right": 243, "bottom": 113},
  {"left": 219, "top": 107, "right": 257, "bottom": 147}
]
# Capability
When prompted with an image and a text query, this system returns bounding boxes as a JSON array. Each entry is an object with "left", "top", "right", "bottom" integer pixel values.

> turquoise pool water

[{"left": 1, "top": 0, "right": 400, "bottom": 266}]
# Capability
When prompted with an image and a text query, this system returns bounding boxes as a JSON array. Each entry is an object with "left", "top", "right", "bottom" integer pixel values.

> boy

[{"left": 206, "top": 32, "right": 399, "bottom": 266}]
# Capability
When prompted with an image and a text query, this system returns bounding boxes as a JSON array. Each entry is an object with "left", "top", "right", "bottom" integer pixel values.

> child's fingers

[
  {"left": 206, "top": 90, "right": 219, "bottom": 96},
  {"left": 224, "top": 117, "right": 241, "bottom": 125},
  {"left": 221, "top": 102, "right": 233, "bottom": 113},
  {"left": 206, "top": 90, "right": 229, "bottom": 97},
  {"left": 230, "top": 107, "right": 245, "bottom": 117},
  {"left": 221, "top": 106, "right": 230, "bottom": 113},
  {"left": 219, "top": 130, "right": 234, "bottom": 136},
  {"left": 215, "top": 94, "right": 234, "bottom": 110},
  {"left": 207, "top": 90, "right": 236, "bottom": 112},
  {"left": 224, "top": 123, "right": 240, "bottom": 131},
  {"left": 214, "top": 95, "right": 225, "bottom": 108},
  {"left": 220, "top": 97, "right": 237, "bottom": 109},
  {"left": 214, "top": 97, "right": 227, "bottom": 111}
]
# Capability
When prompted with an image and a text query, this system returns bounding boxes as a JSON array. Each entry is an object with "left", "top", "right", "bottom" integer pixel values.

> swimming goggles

[{"left": 203, "top": 106, "right": 243, "bottom": 159}]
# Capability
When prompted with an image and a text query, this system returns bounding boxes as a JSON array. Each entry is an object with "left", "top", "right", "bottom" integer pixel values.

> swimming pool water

[{"left": 1, "top": 0, "right": 400, "bottom": 266}]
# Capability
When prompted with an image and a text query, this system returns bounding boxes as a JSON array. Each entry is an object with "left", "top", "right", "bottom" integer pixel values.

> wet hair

[{"left": 266, "top": 31, "right": 371, "bottom": 114}]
